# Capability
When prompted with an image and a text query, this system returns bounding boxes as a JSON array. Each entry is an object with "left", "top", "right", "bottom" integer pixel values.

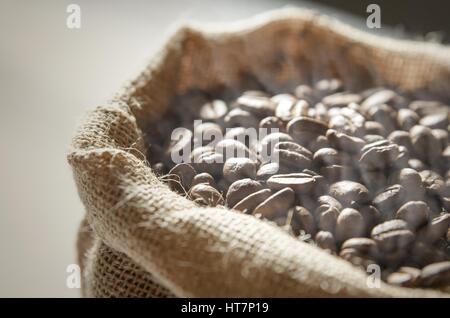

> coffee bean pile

[{"left": 149, "top": 79, "right": 450, "bottom": 288}]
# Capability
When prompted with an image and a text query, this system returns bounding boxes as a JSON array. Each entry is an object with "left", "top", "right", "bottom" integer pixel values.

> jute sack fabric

[{"left": 68, "top": 8, "right": 450, "bottom": 297}]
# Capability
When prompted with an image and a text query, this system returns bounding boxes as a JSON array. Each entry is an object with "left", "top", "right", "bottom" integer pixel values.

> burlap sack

[{"left": 68, "top": 8, "right": 450, "bottom": 297}]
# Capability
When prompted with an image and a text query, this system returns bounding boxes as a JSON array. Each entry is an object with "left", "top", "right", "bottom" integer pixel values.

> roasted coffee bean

[
  {"left": 287, "top": 116, "right": 328, "bottom": 136},
  {"left": 256, "top": 162, "right": 289, "bottom": 181},
  {"left": 294, "top": 85, "right": 315, "bottom": 103},
  {"left": 417, "top": 213, "right": 450, "bottom": 243},
  {"left": 397, "top": 108, "right": 419, "bottom": 131},
  {"left": 387, "top": 130, "right": 414, "bottom": 154},
  {"left": 361, "top": 89, "right": 404, "bottom": 112},
  {"left": 329, "top": 181, "right": 370, "bottom": 206},
  {"left": 233, "top": 188, "right": 273, "bottom": 214},
  {"left": 359, "top": 143, "right": 400, "bottom": 170},
  {"left": 274, "top": 141, "right": 312, "bottom": 170},
  {"left": 267, "top": 173, "right": 317, "bottom": 193},
  {"left": 336, "top": 208, "right": 366, "bottom": 242},
  {"left": 253, "top": 188, "right": 295, "bottom": 220},
  {"left": 295, "top": 206, "right": 317, "bottom": 236},
  {"left": 226, "top": 179, "right": 264, "bottom": 208},
  {"left": 193, "top": 151, "right": 224, "bottom": 177},
  {"left": 321, "top": 165, "right": 358, "bottom": 183},
  {"left": 419, "top": 112, "right": 449, "bottom": 130},
  {"left": 420, "top": 261, "right": 450, "bottom": 287},
  {"left": 276, "top": 99, "right": 309, "bottom": 121},
  {"left": 189, "top": 183, "right": 224, "bottom": 207},
  {"left": 321, "top": 92, "right": 362, "bottom": 108},
  {"left": 356, "top": 204, "right": 382, "bottom": 234},
  {"left": 315, "top": 231, "right": 337, "bottom": 253},
  {"left": 432, "top": 129, "right": 449, "bottom": 150},
  {"left": 386, "top": 271, "right": 417, "bottom": 287},
  {"left": 199, "top": 99, "right": 228, "bottom": 121},
  {"left": 366, "top": 104, "right": 397, "bottom": 134},
  {"left": 237, "top": 95, "right": 276, "bottom": 117},
  {"left": 410, "top": 125, "right": 441, "bottom": 164},
  {"left": 371, "top": 220, "right": 415, "bottom": 252},
  {"left": 167, "top": 163, "right": 196, "bottom": 192},
  {"left": 309, "top": 135, "right": 329, "bottom": 153},
  {"left": 317, "top": 206, "right": 340, "bottom": 234},
  {"left": 313, "top": 148, "right": 346, "bottom": 166},
  {"left": 259, "top": 132, "right": 293, "bottom": 158},
  {"left": 364, "top": 121, "right": 386, "bottom": 137},
  {"left": 326, "top": 129, "right": 365, "bottom": 154},
  {"left": 224, "top": 108, "right": 259, "bottom": 128},
  {"left": 373, "top": 184, "right": 406, "bottom": 220},
  {"left": 396, "top": 201, "right": 430, "bottom": 230},
  {"left": 190, "top": 172, "right": 215, "bottom": 188},
  {"left": 317, "top": 195, "right": 343, "bottom": 211},
  {"left": 409, "top": 241, "right": 449, "bottom": 267},
  {"left": 341, "top": 238, "right": 379, "bottom": 259},
  {"left": 152, "top": 162, "right": 166, "bottom": 176},
  {"left": 259, "top": 116, "right": 285, "bottom": 132},
  {"left": 223, "top": 157, "right": 257, "bottom": 184}
]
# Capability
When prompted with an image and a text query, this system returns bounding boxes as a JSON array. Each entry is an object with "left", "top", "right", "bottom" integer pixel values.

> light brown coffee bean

[
  {"left": 367, "top": 104, "right": 397, "bottom": 134},
  {"left": 315, "top": 231, "right": 337, "bottom": 253},
  {"left": 232, "top": 188, "right": 272, "bottom": 214},
  {"left": 253, "top": 188, "right": 295, "bottom": 220},
  {"left": 336, "top": 208, "right": 366, "bottom": 242},
  {"left": 432, "top": 129, "right": 449, "bottom": 150},
  {"left": 361, "top": 89, "right": 403, "bottom": 111},
  {"left": 309, "top": 135, "right": 329, "bottom": 153},
  {"left": 193, "top": 151, "right": 224, "bottom": 177},
  {"left": 321, "top": 165, "right": 358, "bottom": 183},
  {"left": 224, "top": 127, "right": 257, "bottom": 149},
  {"left": 386, "top": 272, "right": 416, "bottom": 287},
  {"left": 189, "top": 183, "right": 224, "bottom": 207},
  {"left": 226, "top": 179, "right": 264, "bottom": 208},
  {"left": 371, "top": 220, "right": 415, "bottom": 252},
  {"left": 388, "top": 130, "right": 414, "bottom": 154},
  {"left": 396, "top": 201, "right": 430, "bottom": 230},
  {"left": 266, "top": 173, "right": 317, "bottom": 193},
  {"left": 167, "top": 163, "right": 196, "bottom": 192},
  {"left": 294, "top": 85, "right": 315, "bottom": 103},
  {"left": 329, "top": 181, "right": 370, "bottom": 206},
  {"left": 223, "top": 157, "right": 257, "bottom": 184},
  {"left": 357, "top": 204, "right": 382, "bottom": 233}
]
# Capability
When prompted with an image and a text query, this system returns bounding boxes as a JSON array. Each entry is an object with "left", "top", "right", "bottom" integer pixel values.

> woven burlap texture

[{"left": 68, "top": 9, "right": 450, "bottom": 297}]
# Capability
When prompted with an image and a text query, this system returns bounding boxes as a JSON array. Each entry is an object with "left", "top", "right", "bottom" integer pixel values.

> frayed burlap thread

[{"left": 69, "top": 9, "right": 450, "bottom": 297}]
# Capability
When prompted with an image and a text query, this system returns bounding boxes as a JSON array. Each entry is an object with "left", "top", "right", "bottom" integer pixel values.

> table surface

[{"left": 0, "top": 0, "right": 411, "bottom": 297}]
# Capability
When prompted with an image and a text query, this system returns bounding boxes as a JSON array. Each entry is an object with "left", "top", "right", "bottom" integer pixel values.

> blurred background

[{"left": 0, "top": 0, "right": 448, "bottom": 297}]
